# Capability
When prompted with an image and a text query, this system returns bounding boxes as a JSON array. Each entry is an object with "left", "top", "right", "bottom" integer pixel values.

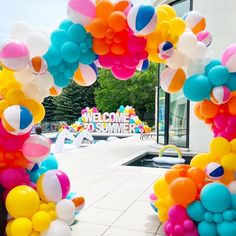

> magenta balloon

[
  {"left": 128, "top": 35, "right": 147, "bottom": 52},
  {"left": 168, "top": 205, "right": 188, "bottom": 224},
  {"left": 112, "top": 66, "right": 135, "bottom": 80},
  {"left": 0, "top": 168, "right": 23, "bottom": 189},
  {"left": 214, "top": 114, "right": 228, "bottom": 129},
  {"left": 98, "top": 54, "right": 114, "bottom": 68},
  {"left": 123, "top": 54, "right": 138, "bottom": 69}
]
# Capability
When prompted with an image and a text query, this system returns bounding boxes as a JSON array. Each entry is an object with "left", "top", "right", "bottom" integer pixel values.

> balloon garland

[{"left": 0, "top": 0, "right": 236, "bottom": 235}]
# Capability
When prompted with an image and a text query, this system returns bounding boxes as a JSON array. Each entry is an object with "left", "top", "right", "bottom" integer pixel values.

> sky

[{"left": 0, "top": 0, "right": 154, "bottom": 41}]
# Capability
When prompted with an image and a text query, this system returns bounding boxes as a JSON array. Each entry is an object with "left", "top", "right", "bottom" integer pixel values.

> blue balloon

[
  {"left": 80, "top": 49, "right": 96, "bottom": 65},
  {"left": 68, "top": 24, "right": 87, "bottom": 43},
  {"left": 79, "top": 42, "right": 88, "bottom": 53},
  {"left": 67, "top": 61, "right": 79, "bottom": 71},
  {"left": 44, "top": 46, "right": 62, "bottom": 66},
  {"left": 54, "top": 73, "right": 71, "bottom": 88},
  {"left": 48, "top": 66, "right": 59, "bottom": 76},
  {"left": 119, "top": 105, "right": 125, "bottom": 112},
  {"left": 213, "top": 213, "right": 223, "bottom": 224},
  {"left": 232, "top": 195, "right": 236, "bottom": 210},
  {"left": 198, "top": 221, "right": 217, "bottom": 236},
  {"left": 204, "top": 212, "right": 214, "bottom": 222},
  {"left": 87, "top": 38, "right": 93, "bottom": 48},
  {"left": 58, "top": 62, "right": 67, "bottom": 73},
  {"left": 183, "top": 74, "right": 212, "bottom": 101},
  {"left": 201, "top": 183, "right": 232, "bottom": 213},
  {"left": 29, "top": 171, "right": 40, "bottom": 183},
  {"left": 226, "top": 73, "right": 236, "bottom": 91},
  {"left": 205, "top": 59, "right": 221, "bottom": 76},
  {"left": 217, "top": 221, "right": 236, "bottom": 236},
  {"left": 61, "top": 42, "right": 80, "bottom": 63},
  {"left": 59, "top": 19, "right": 73, "bottom": 32},
  {"left": 223, "top": 210, "right": 235, "bottom": 221},
  {"left": 208, "top": 65, "right": 229, "bottom": 86},
  {"left": 51, "top": 29, "right": 70, "bottom": 47},
  {"left": 64, "top": 68, "right": 74, "bottom": 78},
  {"left": 187, "top": 201, "right": 206, "bottom": 222},
  {"left": 41, "top": 153, "right": 58, "bottom": 170}
]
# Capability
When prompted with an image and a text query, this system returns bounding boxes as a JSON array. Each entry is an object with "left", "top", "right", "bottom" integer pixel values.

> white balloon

[
  {"left": 22, "top": 83, "right": 39, "bottom": 99},
  {"left": 190, "top": 42, "right": 207, "bottom": 59},
  {"left": 41, "top": 220, "right": 71, "bottom": 236},
  {"left": 56, "top": 199, "right": 76, "bottom": 220},
  {"left": 177, "top": 31, "right": 197, "bottom": 54},
  {"left": 34, "top": 72, "right": 54, "bottom": 90},
  {"left": 11, "top": 21, "right": 32, "bottom": 41},
  {"left": 228, "top": 181, "right": 236, "bottom": 194},
  {"left": 26, "top": 32, "right": 49, "bottom": 57},
  {"left": 14, "top": 67, "right": 34, "bottom": 84},
  {"left": 166, "top": 50, "right": 186, "bottom": 69},
  {"left": 61, "top": 216, "right": 75, "bottom": 226}
]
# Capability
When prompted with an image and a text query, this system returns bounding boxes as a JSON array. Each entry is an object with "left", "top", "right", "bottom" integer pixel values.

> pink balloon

[
  {"left": 128, "top": 35, "right": 147, "bottom": 52},
  {"left": 112, "top": 66, "right": 135, "bottom": 80},
  {"left": 98, "top": 54, "right": 115, "bottom": 68},
  {"left": 214, "top": 114, "right": 228, "bottom": 129},
  {"left": 168, "top": 205, "right": 188, "bottom": 224},
  {"left": 0, "top": 168, "right": 23, "bottom": 189}
]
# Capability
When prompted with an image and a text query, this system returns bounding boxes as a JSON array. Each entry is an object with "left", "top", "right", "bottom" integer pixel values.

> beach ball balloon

[
  {"left": 136, "top": 59, "right": 149, "bottom": 71},
  {"left": 73, "top": 62, "right": 97, "bottom": 86},
  {"left": 29, "top": 56, "right": 48, "bottom": 75},
  {"left": 127, "top": 4, "right": 157, "bottom": 36},
  {"left": 149, "top": 193, "right": 158, "bottom": 213},
  {"left": 205, "top": 162, "right": 224, "bottom": 180},
  {"left": 67, "top": 193, "right": 85, "bottom": 214},
  {"left": 2, "top": 105, "right": 33, "bottom": 135},
  {"left": 49, "top": 86, "right": 62, "bottom": 97},
  {"left": 67, "top": 0, "right": 96, "bottom": 25},
  {"left": 0, "top": 40, "right": 29, "bottom": 71},
  {"left": 36, "top": 170, "right": 70, "bottom": 203},
  {"left": 210, "top": 86, "right": 231, "bottom": 104},
  {"left": 183, "top": 11, "right": 206, "bottom": 34},
  {"left": 160, "top": 67, "right": 186, "bottom": 93},
  {"left": 197, "top": 31, "right": 212, "bottom": 47},
  {"left": 222, "top": 44, "right": 236, "bottom": 72},
  {"left": 158, "top": 41, "right": 174, "bottom": 60},
  {"left": 22, "top": 135, "right": 51, "bottom": 163}
]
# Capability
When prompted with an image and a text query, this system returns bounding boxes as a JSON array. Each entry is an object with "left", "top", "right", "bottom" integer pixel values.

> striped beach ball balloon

[
  {"left": 0, "top": 40, "right": 29, "bottom": 71},
  {"left": 206, "top": 162, "right": 224, "bottom": 180},
  {"left": 197, "top": 31, "right": 212, "bottom": 47},
  {"left": 149, "top": 193, "right": 158, "bottom": 213},
  {"left": 73, "top": 62, "right": 98, "bottom": 86},
  {"left": 22, "top": 135, "right": 51, "bottom": 163},
  {"left": 49, "top": 86, "right": 62, "bottom": 97},
  {"left": 136, "top": 59, "right": 149, "bottom": 71},
  {"left": 160, "top": 67, "right": 186, "bottom": 93},
  {"left": 36, "top": 170, "right": 70, "bottom": 203},
  {"left": 127, "top": 4, "right": 157, "bottom": 36},
  {"left": 67, "top": 192, "right": 85, "bottom": 214},
  {"left": 29, "top": 56, "right": 48, "bottom": 75},
  {"left": 183, "top": 11, "right": 206, "bottom": 34},
  {"left": 158, "top": 41, "right": 174, "bottom": 60},
  {"left": 222, "top": 44, "right": 236, "bottom": 72},
  {"left": 67, "top": 0, "right": 96, "bottom": 25},
  {"left": 2, "top": 105, "right": 33, "bottom": 135},
  {"left": 210, "top": 86, "right": 231, "bottom": 104}
]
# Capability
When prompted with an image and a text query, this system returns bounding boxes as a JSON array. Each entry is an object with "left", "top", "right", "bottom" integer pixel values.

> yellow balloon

[
  {"left": 156, "top": 8, "right": 169, "bottom": 22},
  {"left": 6, "top": 220, "right": 14, "bottom": 236},
  {"left": 169, "top": 17, "right": 186, "bottom": 35},
  {"left": 6, "top": 89, "right": 26, "bottom": 105},
  {"left": 221, "top": 152, "right": 236, "bottom": 171},
  {"left": 11, "top": 217, "right": 32, "bottom": 236},
  {"left": 6, "top": 186, "right": 40, "bottom": 219},
  {"left": 190, "top": 153, "right": 209, "bottom": 170},
  {"left": 29, "top": 232, "right": 40, "bottom": 236},
  {"left": 158, "top": 208, "right": 168, "bottom": 222},
  {"left": 48, "top": 202, "right": 56, "bottom": 210},
  {"left": 0, "top": 99, "right": 10, "bottom": 111},
  {"left": 158, "top": 5, "right": 176, "bottom": 19},
  {"left": 230, "top": 138, "right": 236, "bottom": 152},
  {"left": 157, "top": 21, "right": 170, "bottom": 31},
  {"left": 153, "top": 176, "right": 169, "bottom": 198},
  {"left": 210, "top": 137, "right": 230, "bottom": 157},
  {"left": 32, "top": 211, "right": 51, "bottom": 232},
  {"left": 48, "top": 210, "right": 57, "bottom": 221}
]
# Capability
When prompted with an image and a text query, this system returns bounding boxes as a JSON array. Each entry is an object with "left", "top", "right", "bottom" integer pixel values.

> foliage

[{"left": 43, "top": 96, "right": 56, "bottom": 122}]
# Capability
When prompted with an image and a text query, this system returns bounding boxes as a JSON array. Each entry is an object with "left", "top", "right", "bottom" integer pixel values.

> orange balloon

[
  {"left": 220, "top": 170, "right": 234, "bottom": 185},
  {"left": 93, "top": 38, "right": 110, "bottom": 55},
  {"left": 108, "top": 12, "right": 126, "bottom": 32},
  {"left": 165, "top": 169, "right": 181, "bottom": 185},
  {"left": 111, "top": 43, "right": 126, "bottom": 55},
  {"left": 194, "top": 102, "right": 205, "bottom": 120},
  {"left": 89, "top": 18, "right": 108, "bottom": 39},
  {"left": 227, "top": 96, "right": 236, "bottom": 115},
  {"left": 200, "top": 100, "right": 219, "bottom": 118},
  {"left": 115, "top": 0, "right": 130, "bottom": 12},
  {"left": 187, "top": 167, "right": 206, "bottom": 185},
  {"left": 96, "top": 0, "right": 115, "bottom": 22},
  {"left": 169, "top": 177, "right": 197, "bottom": 206}
]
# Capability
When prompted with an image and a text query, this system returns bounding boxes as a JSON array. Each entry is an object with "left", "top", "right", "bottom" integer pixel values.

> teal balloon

[
  {"left": 119, "top": 105, "right": 125, "bottom": 113},
  {"left": 217, "top": 221, "right": 236, "bottom": 236},
  {"left": 59, "top": 19, "right": 73, "bottom": 31},
  {"left": 41, "top": 153, "right": 58, "bottom": 170},
  {"left": 38, "top": 166, "right": 47, "bottom": 174},
  {"left": 198, "top": 221, "right": 217, "bottom": 236},
  {"left": 232, "top": 195, "right": 236, "bottom": 210},
  {"left": 44, "top": 46, "right": 62, "bottom": 66},
  {"left": 51, "top": 29, "right": 70, "bottom": 47},
  {"left": 87, "top": 38, "right": 93, "bottom": 48},
  {"left": 223, "top": 210, "right": 235, "bottom": 221},
  {"left": 213, "top": 213, "right": 223, "bottom": 223},
  {"left": 61, "top": 41, "right": 80, "bottom": 63},
  {"left": 67, "top": 61, "right": 79, "bottom": 71},
  {"left": 80, "top": 42, "right": 88, "bottom": 53},
  {"left": 204, "top": 212, "right": 213, "bottom": 222},
  {"left": 226, "top": 73, "right": 236, "bottom": 91},
  {"left": 64, "top": 68, "right": 74, "bottom": 78},
  {"left": 183, "top": 75, "right": 212, "bottom": 101},
  {"left": 205, "top": 59, "right": 221, "bottom": 76},
  {"left": 201, "top": 183, "right": 232, "bottom": 213},
  {"left": 187, "top": 201, "right": 206, "bottom": 222},
  {"left": 54, "top": 73, "right": 71, "bottom": 88},
  {"left": 80, "top": 49, "right": 96, "bottom": 65},
  {"left": 29, "top": 172, "right": 40, "bottom": 183},
  {"left": 208, "top": 65, "right": 229, "bottom": 86},
  {"left": 68, "top": 24, "right": 87, "bottom": 43},
  {"left": 58, "top": 62, "right": 67, "bottom": 72},
  {"left": 48, "top": 66, "right": 58, "bottom": 76}
]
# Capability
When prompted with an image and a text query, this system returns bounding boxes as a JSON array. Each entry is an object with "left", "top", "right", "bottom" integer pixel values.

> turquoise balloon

[
  {"left": 208, "top": 65, "right": 229, "bottom": 86},
  {"left": 38, "top": 166, "right": 47, "bottom": 174},
  {"left": 223, "top": 210, "right": 235, "bottom": 221},
  {"left": 54, "top": 73, "right": 71, "bottom": 88},
  {"left": 64, "top": 68, "right": 74, "bottom": 78},
  {"left": 187, "top": 201, "right": 206, "bottom": 222},
  {"left": 41, "top": 153, "right": 58, "bottom": 170},
  {"left": 58, "top": 62, "right": 67, "bottom": 72},
  {"left": 68, "top": 24, "right": 87, "bottom": 43},
  {"left": 213, "top": 213, "right": 223, "bottom": 224},
  {"left": 205, "top": 59, "right": 221, "bottom": 76},
  {"left": 183, "top": 75, "right": 212, "bottom": 101},
  {"left": 67, "top": 61, "right": 79, "bottom": 71},
  {"left": 80, "top": 49, "right": 96, "bottom": 65},
  {"left": 59, "top": 19, "right": 73, "bottom": 32},
  {"left": 80, "top": 42, "right": 88, "bottom": 53},
  {"left": 201, "top": 183, "right": 232, "bottom": 213},
  {"left": 232, "top": 195, "right": 236, "bottom": 210},
  {"left": 198, "top": 221, "right": 217, "bottom": 236},
  {"left": 29, "top": 172, "right": 40, "bottom": 183},
  {"left": 217, "top": 221, "right": 236, "bottom": 236},
  {"left": 51, "top": 29, "right": 70, "bottom": 47},
  {"left": 48, "top": 66, "right": 58, "bottom": 76},
  {"left": 61, "top": 41, "right": 80, "bottom": 63},
  {"left": 204, "top": 212, "right": 213, "bottom": 222},
  {"left": 226, "top": 73, "right": 236, "bottom": 91},
  {"left": 44, "top": 46, "right": 62, "bottom": 66}
]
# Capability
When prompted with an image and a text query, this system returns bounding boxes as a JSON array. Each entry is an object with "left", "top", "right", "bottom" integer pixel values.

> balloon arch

[{"left": 0, "top": 0, "right": 235, "bottom": 235}]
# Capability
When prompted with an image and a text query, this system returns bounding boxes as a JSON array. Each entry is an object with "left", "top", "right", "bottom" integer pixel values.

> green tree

[
  {"left": 95, "top": 63, "right": 158, "bottom": 122},
  {"left": 43, "top": 96, "right": 56, "bottom": 122},
  {"left": 53, "top": 81, "right": 97, "bottom": 124}
]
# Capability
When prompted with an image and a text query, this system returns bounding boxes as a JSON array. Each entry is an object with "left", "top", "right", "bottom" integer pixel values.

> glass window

[{"left": 158, "top": 88, "right": 166, "bottom": 144}]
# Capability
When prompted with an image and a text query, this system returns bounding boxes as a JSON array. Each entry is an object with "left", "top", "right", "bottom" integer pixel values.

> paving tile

[
  {"left": 127, "top": 200, "right": 155, "bottom": 215},
  {"left": 72, "top": 222, "right": 108, "bottom": 236},
  {"left": 103, "top": 227, "right": 155, "bottom": 236}
]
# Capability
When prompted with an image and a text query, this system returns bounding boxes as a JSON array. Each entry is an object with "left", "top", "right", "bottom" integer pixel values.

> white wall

[{"left": 189, "top": 0, "right": 236, "bottom": 152}]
